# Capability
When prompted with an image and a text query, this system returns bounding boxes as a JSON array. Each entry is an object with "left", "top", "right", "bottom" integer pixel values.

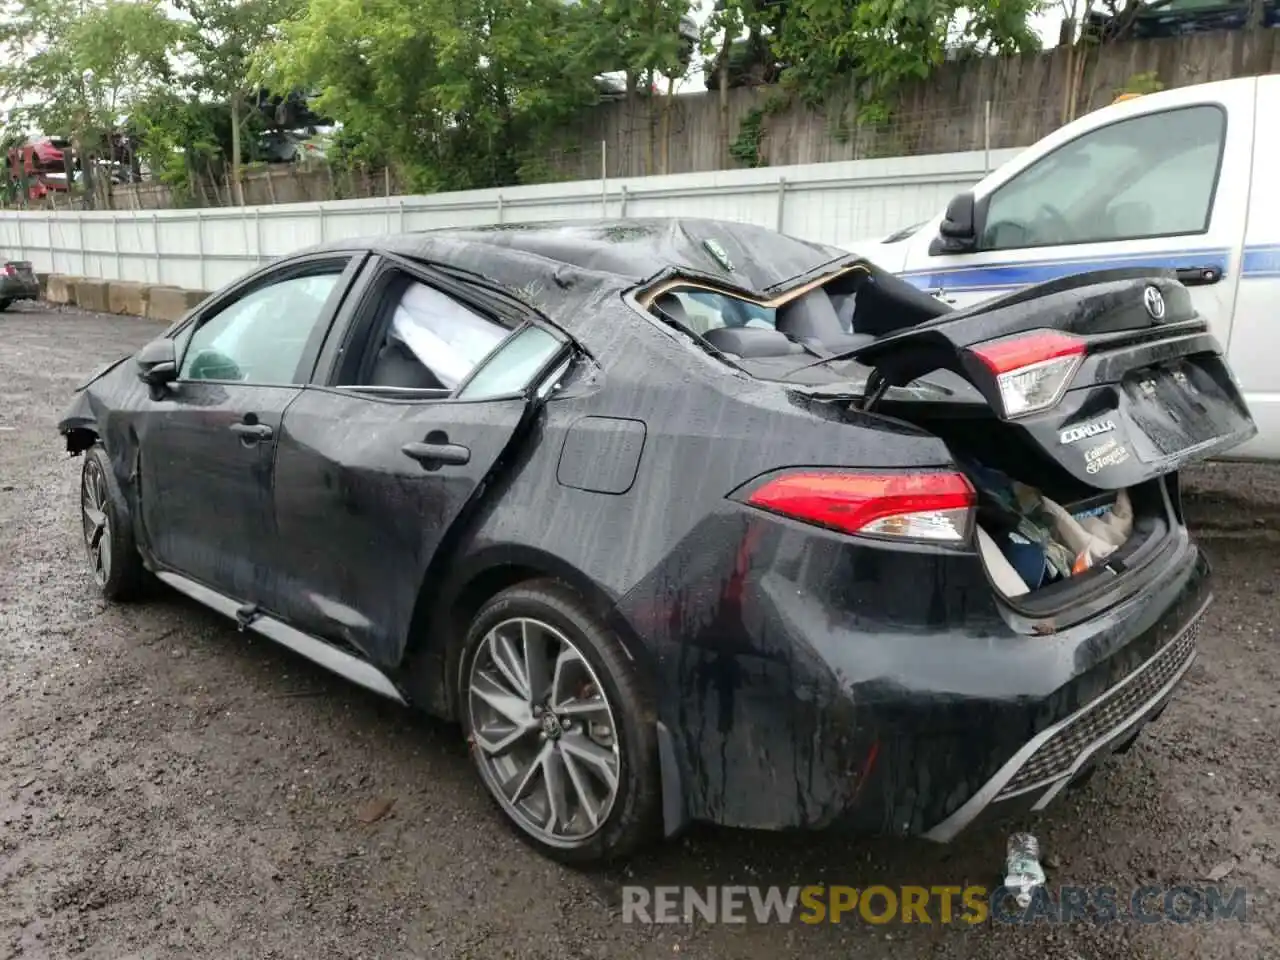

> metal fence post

[
  {"left": 16, "top": 215, "right": 24, "bottom": 264},
  {"left": 620, "top": 185, "right": 628, "bottom": 218},
  {"left": 255, "top": 208, "right": 264, "bottom": 265},
  {"left": 776, "top": 177, "right": 787, "bottom": 232},
  {"left": 195, "top": 210, "right": 206, "bottom": 290},
  {"left": 74, "top": 211, "right": 85, "bottom": 276},
  {"left": 497, "top": 194, "right": 504, "bottom": 224},
  {"left": 398, "top": 199, "right": 405, "bottom": 233},
  {"left": 112, "top": 216, "right": 122, "bottom": 279},
  {"left": 152, "top": 214, "right": 161, "bottom": 284},
  {"left": 318, "top": 204, "right": 326, "bottom": 242},
  {"left": 47, "top": 213, "right": 55, "bottom": 273}
]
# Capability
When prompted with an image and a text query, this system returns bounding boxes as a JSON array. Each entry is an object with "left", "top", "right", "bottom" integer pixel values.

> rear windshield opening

[{"left": 644, "top": 266, "right": 950, "bottom": 386}]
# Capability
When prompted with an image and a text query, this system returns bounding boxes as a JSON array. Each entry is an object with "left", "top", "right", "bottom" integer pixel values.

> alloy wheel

[
  {"left": 467, "top": 616, "right": 622, "bottom": 847},
  {"left": 81, "top": 460, "right": 112, "bottom": 587}
]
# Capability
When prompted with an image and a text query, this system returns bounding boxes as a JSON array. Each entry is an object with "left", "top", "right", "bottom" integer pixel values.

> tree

[
  {"left": 173, "top": 0, "right": 301, "bottom": 205},
  {"left": 0, "top": 0, "right": 178, "bottom": 206},
  {"left": 775, "top": 0, "right": 1041, "bottom": 120},
  {"left": 259, "top": 0, "right": 606, "bottom": 191}
]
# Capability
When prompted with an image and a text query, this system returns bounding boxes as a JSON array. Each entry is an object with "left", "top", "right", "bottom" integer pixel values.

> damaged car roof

[{"left": 306, "top": 218, "right": 850, "bottom": 294}]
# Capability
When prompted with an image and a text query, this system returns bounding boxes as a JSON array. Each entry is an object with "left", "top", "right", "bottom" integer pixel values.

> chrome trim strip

[
  {"left": 156, "top": 571, "right": 408, "bottom": 705},
  {"left": 922, "top": 595, "right": 1210, "bottom": 843}
]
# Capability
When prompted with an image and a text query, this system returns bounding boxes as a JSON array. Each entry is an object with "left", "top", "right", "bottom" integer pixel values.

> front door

[
  {"left": 271, "top": 259, "right": 569, "bottom": 668},
  {"left": 137, "top": 259, "right": 353, "bottom": 603},
  {"left": 902, "top": 90, "right": 1255, "bottom": 357}
]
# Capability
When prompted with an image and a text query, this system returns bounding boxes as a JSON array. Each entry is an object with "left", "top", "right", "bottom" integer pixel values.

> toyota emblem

[{"left": 1143, "top": 285, "right": 1166, "bottom": 320}]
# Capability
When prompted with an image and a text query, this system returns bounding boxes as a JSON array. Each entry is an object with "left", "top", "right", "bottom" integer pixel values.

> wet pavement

[{"left": 1, "top": 303, "right": 1277, "bottom": 959}]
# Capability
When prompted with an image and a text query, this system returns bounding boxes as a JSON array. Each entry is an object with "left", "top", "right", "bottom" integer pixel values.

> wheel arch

[{"left": 400, "top": 543, "right": 657, "bottom": 722}]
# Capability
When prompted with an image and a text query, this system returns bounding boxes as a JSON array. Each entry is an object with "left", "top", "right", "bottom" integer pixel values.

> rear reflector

[
  {"left": 741, "top": 470, "right": 975, "bottom": 543},
  {"left": 968, "top": 330, "right": 1085, "bottom": 418}
]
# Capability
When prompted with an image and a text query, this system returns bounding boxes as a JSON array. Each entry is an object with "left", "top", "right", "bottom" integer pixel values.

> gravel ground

[{"left": 1, "top": 303, "right": 1278, "bottom": 960}]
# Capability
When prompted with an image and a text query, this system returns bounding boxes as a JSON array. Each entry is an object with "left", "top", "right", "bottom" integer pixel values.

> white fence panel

[{"left": 0, "top": 146, "right": 1024, "bottom": 292}]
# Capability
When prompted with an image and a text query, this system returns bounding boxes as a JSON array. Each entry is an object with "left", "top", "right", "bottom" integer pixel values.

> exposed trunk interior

[{"left": 880, "top": 398, "right": 1173, "bottom": 613}]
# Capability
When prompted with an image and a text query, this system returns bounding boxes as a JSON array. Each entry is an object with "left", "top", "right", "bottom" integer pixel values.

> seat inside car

[{"left": 367, "top": 336, "right": 447, "bottom": 390}]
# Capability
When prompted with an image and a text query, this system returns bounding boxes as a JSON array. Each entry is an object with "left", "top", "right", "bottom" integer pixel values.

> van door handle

[
  {"left": 229, "top": 422, "right": 273, "bottom": 441},
  {"left": 402, "top": 441, "right": 471, "bottom": 468},
  {"left": 1174, "top": 266, "right": 1223, "bottom": 286}
]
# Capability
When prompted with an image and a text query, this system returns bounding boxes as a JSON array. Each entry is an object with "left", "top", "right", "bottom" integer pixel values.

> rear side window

[
  {"left": 354, "top": 277, "right": 512, "bottom": 391},
  {"left": 456, "top": 325, "right": 563, "bottom": 400},
  {"left": 980, "top": 105, "right": 1226, "bottom": 251}
]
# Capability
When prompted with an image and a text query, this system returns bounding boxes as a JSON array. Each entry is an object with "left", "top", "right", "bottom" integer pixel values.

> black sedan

[{"left": 58, "top": 218, "right": 1255, "bottom": 863}]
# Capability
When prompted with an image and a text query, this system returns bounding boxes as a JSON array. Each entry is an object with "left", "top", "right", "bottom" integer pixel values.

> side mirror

[
  {"left": 930, "top": 192, "right": 979, "bottom": 255},
  {"left": 135, "top": 338, "right": 178, "bottom": 386}
]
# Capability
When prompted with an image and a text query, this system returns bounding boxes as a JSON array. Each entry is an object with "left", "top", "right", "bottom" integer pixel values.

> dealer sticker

[{"left": 1084, "top": 438, "right": 1131, "bottom": 475}]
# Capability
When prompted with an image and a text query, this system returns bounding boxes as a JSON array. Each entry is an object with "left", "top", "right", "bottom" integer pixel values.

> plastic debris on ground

[
  {"left": 965, "top": 459, "right": 1134, "bottom": 596},
  {"left": 1004, "top": 832, "right": 1047, "bottom": 908}
]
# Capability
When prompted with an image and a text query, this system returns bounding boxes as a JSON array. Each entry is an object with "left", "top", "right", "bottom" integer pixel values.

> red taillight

[
  {"left": 2, "top": 264, "right": 14, "bottom": 276},
  {"left": 741, "top": 469, "right": 975, "bottom": 543},
  {"left": 968, "top": 330, "right": 1085, "bottom": 418}
]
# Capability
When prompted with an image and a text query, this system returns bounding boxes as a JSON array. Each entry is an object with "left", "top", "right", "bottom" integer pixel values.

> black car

[
  {"left": 58, "top": 219, "right": 1254, "bottom": 863},
  {"left": 0, "top": 259, "right": 40, "bottom": 309}
]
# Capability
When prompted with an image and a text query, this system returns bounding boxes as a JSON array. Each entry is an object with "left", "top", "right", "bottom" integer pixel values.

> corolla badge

[
  {"left": 1143, "top": 285, "right": 1166, "bottom": 321},
  {"left": 1060, "top": 418, "right": 1116, "bottom": 445}
]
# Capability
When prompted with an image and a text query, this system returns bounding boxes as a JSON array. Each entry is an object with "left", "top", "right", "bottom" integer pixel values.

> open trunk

[{"left": 850, "top": 267, "right": 1255, "bottom": 608}]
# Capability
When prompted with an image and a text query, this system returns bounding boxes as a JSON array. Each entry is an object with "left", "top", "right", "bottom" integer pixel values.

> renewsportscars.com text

[{"left": 621, "top": 884, "right": 1248, "bottom": 926}]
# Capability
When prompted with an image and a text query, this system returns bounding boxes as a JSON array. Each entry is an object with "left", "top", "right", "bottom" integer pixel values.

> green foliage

[
  {"left": 0, "top": 0, "right": 1047, "bottom": 202},
  {"left": 1118, "top": 70, "right": 1163, "bottom": 96},
  {"left": 257, "top": 0, "right": 610, "bottom": 191},
  {"left": 0, "top": 0, "right": 177, "bottom": 142},
  {"left": 729, "top": 106, "right": 766, "bottom": 166},
  {"left": 775, "top": 0, "right": 1041, "bottom": 117}
]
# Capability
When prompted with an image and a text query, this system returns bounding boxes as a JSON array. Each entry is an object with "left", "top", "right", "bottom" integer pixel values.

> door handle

[
  {"left": 229, "top": 422, "right": 273, "bottom": 441},
  {"left": 1174, "top": 266, "right": 1222, "bottom": 286},
  {"left": 402, "top": 441, "right": 471, "bottom": 467}
]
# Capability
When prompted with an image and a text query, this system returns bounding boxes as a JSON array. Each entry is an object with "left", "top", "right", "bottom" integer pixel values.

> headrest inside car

[{"left": 703, "top": 327, "right": 806, "bottom": 358}]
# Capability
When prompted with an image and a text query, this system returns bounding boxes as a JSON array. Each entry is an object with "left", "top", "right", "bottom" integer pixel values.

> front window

[
  {"left": 980, "top": 104, "right": 1226, "bottom": 251},
  {"left": 180, "top": 270, "right": 343, "bottom": 384}
]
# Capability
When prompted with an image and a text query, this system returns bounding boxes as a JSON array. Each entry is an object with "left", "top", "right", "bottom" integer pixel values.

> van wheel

[
  {"left": 459, "top": 580, "right": 660, "bottom": 864},
  {"left": 80, "top": 445, "right": 144, "bottom": 601}
]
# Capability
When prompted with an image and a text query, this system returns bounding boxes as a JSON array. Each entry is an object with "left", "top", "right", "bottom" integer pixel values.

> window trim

[
  {"left": 173, "top": 253, "right": 361, "bottom": 388},
  {"left": 321, "top": 252, "right": 572, "bottom": 404},
  {"left": 965, "top": 102, "right": 1230, "bottom": 256}
]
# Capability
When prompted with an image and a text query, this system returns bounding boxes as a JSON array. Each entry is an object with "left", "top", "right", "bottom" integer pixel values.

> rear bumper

[
  {"left": 922, "top": 599, "right": 1203, "bottom": 841},
  {"left": 0, "top": 277, "right": 39, "bottom": 300}
]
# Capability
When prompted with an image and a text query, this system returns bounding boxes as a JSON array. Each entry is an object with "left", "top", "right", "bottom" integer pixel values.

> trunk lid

[{"left": 852, "top": 268, "right": 1256, "bottom": 490}]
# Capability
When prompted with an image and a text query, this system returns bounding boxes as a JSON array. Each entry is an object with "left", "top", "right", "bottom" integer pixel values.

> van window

[{"left": 980, "top": 105, "right": 1226, "bottom": 251}]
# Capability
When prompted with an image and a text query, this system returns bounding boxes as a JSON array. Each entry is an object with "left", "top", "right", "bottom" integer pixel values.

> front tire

[
  {"left": 459, "top": 580, "right": 660, "bottom": 864},
  {"left": 80, "top": 445, "right": 144, "bottom": 601}
]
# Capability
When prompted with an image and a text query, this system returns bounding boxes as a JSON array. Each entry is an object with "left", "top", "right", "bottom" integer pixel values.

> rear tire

[
  {"left": 459, "top": 580, "right": 660, "bottom": 864},
  {"left": 0, "top": 298, "right": 11, "bottom": 312},
  {"left": 80, "top": 445, "right": 144, "bottom": 602}
]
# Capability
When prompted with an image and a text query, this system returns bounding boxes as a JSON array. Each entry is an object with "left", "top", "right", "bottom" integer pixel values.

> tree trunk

[
  {"left": 717, "top": 32, "right": 732, "bottom": 165},
  {"left": 645, "top": 68, "right": 656, "bottom": 175},
  {"left": 230, "top": 93, "right": 245, "bottom": 207},
  {"left": 661, "top": 75, "right": 675, "bottom": 175},
  {"left": 1246, "top": 0, "right": 1265, "bottom": 28}
]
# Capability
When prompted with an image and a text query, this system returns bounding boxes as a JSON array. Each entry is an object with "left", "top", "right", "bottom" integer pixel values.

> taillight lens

[
  {"left": 968, "top": 330, "right": 1085, "bottom": 418},
  {"left": 2, "top": 264, "right": 14, "bottom": 276},
  {"left": 741, "top": 469, "right": 975, "bottom": 543}
]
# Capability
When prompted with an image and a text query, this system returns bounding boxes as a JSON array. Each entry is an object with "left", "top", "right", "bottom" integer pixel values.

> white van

[{"left": 849, "top": 75, "right": 1280, "bottom": 461}]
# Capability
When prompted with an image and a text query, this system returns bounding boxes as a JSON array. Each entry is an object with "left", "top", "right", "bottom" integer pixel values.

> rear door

[
  {"left": 270, "top": 256, "right": 570, "bottom": 669},
  {"left": 851, "top": 269, "right": 1256, "bottom": 489},
  {"left": 901, "top": 81, "right": 1256, "bottom": 355}
]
